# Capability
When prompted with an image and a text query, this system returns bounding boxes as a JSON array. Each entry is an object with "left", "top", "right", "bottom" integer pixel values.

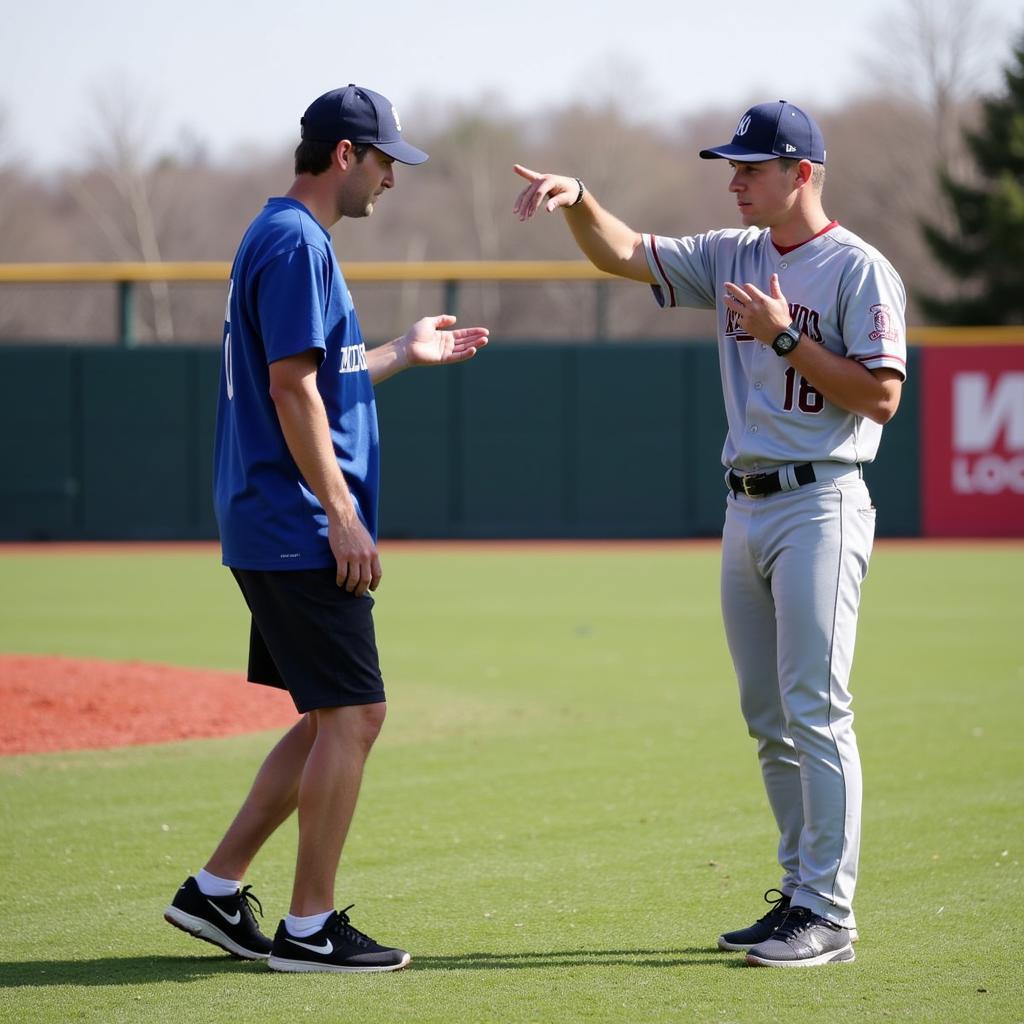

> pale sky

[{"left": 3, "top": 0, "right": 1022, "bottom": 173}]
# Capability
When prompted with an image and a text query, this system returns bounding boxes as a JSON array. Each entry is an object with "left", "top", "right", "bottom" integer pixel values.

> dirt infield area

[{"left": 1, "top": 654, "right": 297, "bottom": 756}]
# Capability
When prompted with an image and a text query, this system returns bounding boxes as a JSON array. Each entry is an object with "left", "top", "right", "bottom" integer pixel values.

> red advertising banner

[{"left": 922, "top": 346, "right": 1024, "bottom": 537}]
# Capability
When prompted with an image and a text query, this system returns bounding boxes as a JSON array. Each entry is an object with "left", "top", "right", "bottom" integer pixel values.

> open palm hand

[{"left": 403, "top": 315, "right": 489, "bottom": 367}]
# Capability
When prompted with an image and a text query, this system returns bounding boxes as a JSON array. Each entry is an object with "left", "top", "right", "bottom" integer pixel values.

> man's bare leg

[
  {"left": 163, "top": 715, "right": 316, "bottom": 958},
  {"left": 204, "top": 714, "right": 316, "bottom": 881},
  {"left": 290, "top": 702, "right": 386, "bottom": 916}
]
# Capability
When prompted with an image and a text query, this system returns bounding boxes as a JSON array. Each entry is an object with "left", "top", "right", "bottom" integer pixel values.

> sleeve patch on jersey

[{"left": 868, "top": 303, "right": 901, "bottom": 343}]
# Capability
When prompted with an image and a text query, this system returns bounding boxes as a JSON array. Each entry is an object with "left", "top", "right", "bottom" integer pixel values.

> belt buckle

[{"left": 741, "top": 473, "right": 762, "bottom": 497}]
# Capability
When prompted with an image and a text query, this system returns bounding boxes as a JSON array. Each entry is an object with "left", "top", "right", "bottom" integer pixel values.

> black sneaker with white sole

[
  {"left": 268, "top": 905, "right": 411, "bottom": 973},
  {"left": 745, "top": 905, "right": 855, "bottom": 967},
  {"left": 717, "top": 889, "right": 792, "bottom": 951},
  {"left": 164, "top": 876, "right": 273, "bottom": 960}
]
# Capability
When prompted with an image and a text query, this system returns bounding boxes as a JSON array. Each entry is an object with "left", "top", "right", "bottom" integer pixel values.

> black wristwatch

[{"left": 771, "top": 323, "right": 802, "bottom": 357}]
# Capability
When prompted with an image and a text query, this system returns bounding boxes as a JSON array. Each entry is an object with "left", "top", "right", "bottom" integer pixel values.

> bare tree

[
  {"left": 72, "top": 77, "right": 175, "bottom": 342},
  {"left": 865, "top": 0, "right": 999, "bottom": 173},
  {"left": 3, "top": 64, "right": 1016, "bottom": 344}
]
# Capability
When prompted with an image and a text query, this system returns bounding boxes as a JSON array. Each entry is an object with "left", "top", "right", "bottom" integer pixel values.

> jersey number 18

[{"left": 783, "top": 366, "right": 823, "bottom": 414}]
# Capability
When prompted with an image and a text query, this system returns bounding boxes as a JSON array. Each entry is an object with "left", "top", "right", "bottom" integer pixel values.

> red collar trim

[{"left": 772, "top": 220, "right": 839, "bottom": 255}]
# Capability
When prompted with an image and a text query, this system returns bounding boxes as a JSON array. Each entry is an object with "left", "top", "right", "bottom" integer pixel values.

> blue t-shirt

[{"left": 213, "top": 197, "right": 379, "bottom": 569}]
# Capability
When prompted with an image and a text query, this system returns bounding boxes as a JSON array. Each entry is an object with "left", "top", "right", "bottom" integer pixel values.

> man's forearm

[
  {"left": 365, "top": 338, "right": 410, "bottom": 385},
  {"left": 563, "top": 193, "right": 654, "bottom": 283},
  {"left": 513, "top": 165, "right": 654, "bottom": 283},
  {"left": 787, "top": 342, "right": 902, "bottom": 424}
]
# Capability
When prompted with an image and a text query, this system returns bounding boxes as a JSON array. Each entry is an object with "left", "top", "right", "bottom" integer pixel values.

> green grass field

[{"left": 1, "top": 542, "right": 1022, "bottom": 1024}]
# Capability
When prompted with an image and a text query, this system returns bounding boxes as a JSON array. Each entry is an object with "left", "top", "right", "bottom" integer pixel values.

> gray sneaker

[
  {"left": 717, "top": 889, "right": 791, "bottom": 951},
  {"left": 745, "top": 906, "right": 855, "bottom": 967}
]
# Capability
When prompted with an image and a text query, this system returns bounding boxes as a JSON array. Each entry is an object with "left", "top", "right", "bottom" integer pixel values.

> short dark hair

[
  {"left": 294, "top": 139, "right": 372, "bottom": 176},
  {"left": 779, "top": 157, "right": 826, "bottom": 194}
]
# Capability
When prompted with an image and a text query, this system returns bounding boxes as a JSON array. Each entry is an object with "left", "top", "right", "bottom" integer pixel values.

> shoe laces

[
  {"left": 238, "top": 884, "right": 265, "bottom": 920},
  {"left": 756, "top": 888, "right": 790, "bottom": 923},
  {"left": 772, "top": 905, "right": 832, "bottom": 941},
  {"left": 327, "top": 904, "right": 375, "bottom": 949}
]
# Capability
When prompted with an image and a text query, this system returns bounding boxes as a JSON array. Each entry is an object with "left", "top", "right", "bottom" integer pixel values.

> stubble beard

[
  {"left": 336, "top": 179, "right": 378, "bottom": 220},
  {"left": 336, "top": 198, "right": 375, "bottom": 221}
]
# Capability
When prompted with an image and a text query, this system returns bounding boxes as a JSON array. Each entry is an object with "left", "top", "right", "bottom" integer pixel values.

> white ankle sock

[
  {"left": 285, "top": 910, "right": 332, "bottom": 938},
  {"left": 195, "top": 868, "right": 241, "bottom": 898}
]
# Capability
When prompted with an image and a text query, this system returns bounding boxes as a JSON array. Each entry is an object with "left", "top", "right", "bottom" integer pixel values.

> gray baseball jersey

[{"left": 643, "top": 224, "right": 907, "bottom": 472}]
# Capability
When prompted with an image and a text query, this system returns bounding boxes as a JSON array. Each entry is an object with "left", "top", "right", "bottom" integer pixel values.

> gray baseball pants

[{"left": 720, "top": 465, "right": 875, "bottom": 928}]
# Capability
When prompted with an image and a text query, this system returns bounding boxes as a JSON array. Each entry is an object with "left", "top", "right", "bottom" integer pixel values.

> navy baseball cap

[
  {"left": 699, "top": 100, "right": 826, "bottom": 164},
  {"left": 300, "top": 84, "right": 428, "bottom": 165}
]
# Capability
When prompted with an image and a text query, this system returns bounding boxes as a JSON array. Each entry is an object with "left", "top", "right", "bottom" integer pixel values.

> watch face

[{"left": 774, "top": 331, "right": 797, "bottom": 353}]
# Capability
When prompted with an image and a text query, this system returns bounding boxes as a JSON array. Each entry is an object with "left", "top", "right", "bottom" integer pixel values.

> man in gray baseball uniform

[{"left": 513, "top": 100, "right": 906, "bottom": 967}]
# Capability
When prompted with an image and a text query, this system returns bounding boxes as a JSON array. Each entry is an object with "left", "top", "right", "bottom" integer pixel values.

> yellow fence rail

[
  {"left": 1, "top": 261, "right": 1021, "bottom": 347},
  {"left": 0, "top": 260, "right": 619, "bottom": 283}
]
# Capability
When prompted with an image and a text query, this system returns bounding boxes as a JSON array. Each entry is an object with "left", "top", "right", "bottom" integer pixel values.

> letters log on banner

[{"left": 922, "top": 347, "right": 1024, "bottom": 537}]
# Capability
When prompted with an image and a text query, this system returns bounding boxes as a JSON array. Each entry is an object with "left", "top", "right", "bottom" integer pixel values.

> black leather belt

[{"left": 728, "top": 462, "right": 817, "bottom": 497}]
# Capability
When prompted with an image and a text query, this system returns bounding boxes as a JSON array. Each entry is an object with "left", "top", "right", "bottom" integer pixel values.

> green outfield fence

[
  {"left": 0, "top": 342, "right": 922, "bottom": 541},
  {"left": 1, "top": 261, "right": 1021, "bottom": 542}
]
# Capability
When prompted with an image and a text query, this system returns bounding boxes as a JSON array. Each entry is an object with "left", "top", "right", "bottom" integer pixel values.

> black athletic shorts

[{"left": 230, "top": 567, "right": 386, "bottom": 714}]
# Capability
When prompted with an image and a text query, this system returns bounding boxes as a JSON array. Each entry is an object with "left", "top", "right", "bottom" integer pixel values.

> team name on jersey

[
  {"left": 725, "top": 308, "right": 757, "bottom": 342},
  {"left": 724, "top": 303, "right": 823, "bottom": 343},
  {"left": 339, "top": 343, "right": 369, "bottom": 374},
  {"left": 788, "top": 303, "right": 823, "bottom": 343}
]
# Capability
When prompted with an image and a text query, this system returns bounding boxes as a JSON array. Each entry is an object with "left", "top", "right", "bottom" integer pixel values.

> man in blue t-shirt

[{"left": 164, "top": 85, "right": 488, "bottom": 974}]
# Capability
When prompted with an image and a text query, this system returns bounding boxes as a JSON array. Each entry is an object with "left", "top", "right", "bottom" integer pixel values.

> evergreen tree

[{"left": 920, "top": 32, "right": 1024, "bottom": 325}]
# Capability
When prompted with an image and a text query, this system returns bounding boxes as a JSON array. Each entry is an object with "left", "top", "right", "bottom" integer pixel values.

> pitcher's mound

[{"left": 1, "top": 654, "right": 297, "bottom": 755}]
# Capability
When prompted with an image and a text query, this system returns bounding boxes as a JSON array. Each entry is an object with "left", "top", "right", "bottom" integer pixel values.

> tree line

[{"left": 1, "top": 15, "right": 1021, "bottom": 344}]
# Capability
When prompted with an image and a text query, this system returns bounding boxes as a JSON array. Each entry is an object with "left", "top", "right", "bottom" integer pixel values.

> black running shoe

[
  {"left": 164, "top": 876, "right": 273, "bottom": 960},
  {"left": 267, "top": 905, "right": 411, "bottom": 973},
  {"left": 717, "top": 889, "right": 791, "bottom": 951},
  {"left": 745, "top": 905, "right": 855, "bottom": 967}
]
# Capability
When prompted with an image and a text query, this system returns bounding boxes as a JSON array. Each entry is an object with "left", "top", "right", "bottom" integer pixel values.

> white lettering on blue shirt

[{"left": 339, "top": 343, "right": 369, "bottom": 374}]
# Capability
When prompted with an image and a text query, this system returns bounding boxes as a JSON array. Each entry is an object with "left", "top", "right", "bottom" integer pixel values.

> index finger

[
  {"left": 723, "top": 282, "right": 750, "bottom": 301},
  {"left": 513, "top": 163, "right": 540, "bottom": 182}
]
